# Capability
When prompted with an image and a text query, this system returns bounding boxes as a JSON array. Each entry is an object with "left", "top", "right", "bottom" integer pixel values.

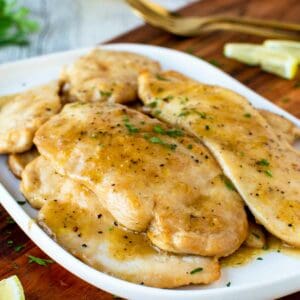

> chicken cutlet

[
  {"left": 22, "top": 156, "right": 220, "bottom": 287},
  {"left": 0, "top": 82, "right": 61, "bottom": 154},
  {"left": 138, "top": 70, "right": 300, "bottom": 247},
  {"left": 8, "top": 147, "right": 39, "bottom": 178},
  {"left": 34, "top": 102, "right": 247, "bottom": 257},
  {"left": 60, "top": 49, "right": 160, "bottom": 104},
  {"left": 259, "top": 110, "right": 300, "bottom": 145}
]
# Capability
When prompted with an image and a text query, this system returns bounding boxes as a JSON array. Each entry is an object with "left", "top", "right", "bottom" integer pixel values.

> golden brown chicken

[
  {"left": 60, "top": 49, "right": 160, "bottom": 103},
  {"left": 138, "top": 70, "right": 300, "bottom": 248},
  {"left": 22, "top": 156, "right": 220, "bottom": 288},
  {"left": 0, "top": 82, "right": 61, "bottom": 154},
  {"left": 34, "top": 102, "right": 248, "bottom": 257}
]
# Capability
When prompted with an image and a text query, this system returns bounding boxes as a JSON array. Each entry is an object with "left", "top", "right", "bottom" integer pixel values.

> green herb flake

[
  {"left": 154, "top": 110, "right": 161, "bottom": 116},
  {"left": 264, "top": 170, "right": 273, "bottom": 177},
  {"left": 256, "top": 257, "right": 263, "bottom": 260},
  {"left": 153, "top": 125, "right": 165, "bottom": 135},
  {"left": 226, "top": 281, "right": 231, "bottom": 287},
  {"left": 220, "top": 175, "right": 235, "bottom": 191},
  {"left": 178, "top": 111, "right": 190, "bottom": 117},
  {"left": 197, "top": 111, "right": 207, "bottom": 119},
  {"left": 185, "top": 47, "right": 195, "bottom": 54},
  {"left": 244, "top": 113, "right": 252, "bottom": 118},
  {"left": 149, "top": 136, "right": 163, "bottom": 144},
  {"left": 257, "top": 159, "right": 270, "bottom": 167},
  {"left": 282, "top": 97, "right": 290, "bottom": 103},
  {"left": 99, "top": 90, "right": 112, "bottom": 97},
  {"left": 7, "top": 240, "right": 13, "bottom": 246},
  {"left": 14, "top": 244, "right": 25, "bottom": 252},
  {"left": 187, "top": 144, "right": 193, "bottom": 149},
  {"left": 17, "top": 201, "right": 26, "bottom": 205},
  {"left": 28, "top": 255, "right": 54, "bottom": 266},
  {"left": 205, "top": 125, "right": 210, "bottom": 131},
  {"left": 0, "top": 0, "right": 39, "bottom": 46},
  {"left": 166, "top": 129, "right": 183, "bottom": 137},
  {"left": 208, "top": 59, "right": 221, "bottom": 67},
  {"left": 156, "top": 74, "right": 168, "bottom": 81},
  {"left": 125, "top": 123, "right": 139, "bottom": 134},
  {"left": 6, "top": 217, "right": 15, "bottom": 224},
  {"left": 147, "top": 101, "right": 157, "bottom": 108},
  {"left": 190, "top": 267, "right": 203, "bottom": 275}
]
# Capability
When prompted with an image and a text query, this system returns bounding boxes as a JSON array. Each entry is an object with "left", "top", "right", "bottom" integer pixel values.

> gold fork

[{"left": 126, "top": 0, "right": 300, "bottom": 39}]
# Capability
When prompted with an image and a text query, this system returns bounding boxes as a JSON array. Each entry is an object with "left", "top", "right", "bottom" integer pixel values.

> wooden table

[{"left": 0, "top": 0, "right": 300, "bottom": 299}]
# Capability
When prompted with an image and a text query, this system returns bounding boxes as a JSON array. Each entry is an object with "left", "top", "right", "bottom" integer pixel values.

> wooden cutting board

[{"left": 0, "top": 0, "right": 299, "bottom": 299}]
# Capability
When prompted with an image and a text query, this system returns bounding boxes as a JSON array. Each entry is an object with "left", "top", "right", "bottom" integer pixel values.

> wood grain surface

[{"left": 0, "top": 0, "right": 300, "bottom": 299}]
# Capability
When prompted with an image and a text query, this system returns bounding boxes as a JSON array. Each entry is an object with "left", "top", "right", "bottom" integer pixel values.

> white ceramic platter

[{"left": 0, "top": 44, "right": 299, "bottom": 300}]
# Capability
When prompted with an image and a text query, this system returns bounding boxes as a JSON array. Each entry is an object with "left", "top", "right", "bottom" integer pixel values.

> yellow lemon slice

[
  {"left": 264, "top": 40, "right": 300, "bottom": 62},
  {"left": 224, "top": 43, "right": 298, "bottom": 79},
  {"left": 0, "top": 275, "right": 25, "bottom": 300}
]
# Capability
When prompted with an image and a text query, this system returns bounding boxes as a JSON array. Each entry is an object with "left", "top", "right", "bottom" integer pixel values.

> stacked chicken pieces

[{"left": 1, "top": 49, "right": 299, "bottom": 288}]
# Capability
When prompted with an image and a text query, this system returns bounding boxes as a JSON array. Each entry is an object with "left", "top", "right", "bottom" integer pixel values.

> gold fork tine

[
  {"left": 126, "top": 0, "right": 300, "bottom": 39},
  {"left": 127, "top": 0, "right": 300, "bottom": 39},
  {"left": 136, "top": 0, "right": 300, "bottom": 32}
]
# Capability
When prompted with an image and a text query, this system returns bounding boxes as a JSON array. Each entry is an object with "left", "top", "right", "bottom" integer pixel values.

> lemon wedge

[
  {"left": 0, "top": 275, "right": 25, "bottom": 300},
  {"left": 224, "top": 43, "right": 298, "bottom": 79},
  {"left": 264, "top": 40, "right": 300, "bottom": 62},
  {"left": 224, "top": 43, "right": 261, "bottom": 65}
]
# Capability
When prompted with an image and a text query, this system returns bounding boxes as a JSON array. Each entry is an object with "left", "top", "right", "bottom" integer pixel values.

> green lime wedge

[
  {"left": 0, "top": 275, "right": 25, "bottom": 300},
  {"left": 264, "top": 40, "right": 300, "bottom": 62},
  {"left": 224, "top": 43, "right": 298, "bottom": 79}
]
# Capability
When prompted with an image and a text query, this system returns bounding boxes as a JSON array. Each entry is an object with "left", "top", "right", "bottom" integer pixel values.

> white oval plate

[{"left": 0, "top": 44, "right": 299, "bottom": 300}]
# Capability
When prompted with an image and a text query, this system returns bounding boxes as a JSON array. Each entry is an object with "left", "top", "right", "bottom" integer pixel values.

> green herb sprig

[{"left": 0, "top": 0, "right": 39, "bottom": 46}]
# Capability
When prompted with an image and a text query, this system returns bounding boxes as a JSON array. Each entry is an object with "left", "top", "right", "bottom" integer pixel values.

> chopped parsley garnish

[
  {"left": 156, "top": 74, "right": 168, "bottom": 81},
  {"left": 220, "top": 175, "right": 235, "bottom": 191},
  {"left": 190, "top": 267, "right": 203, "bottom": 274},
  {"left": 282, "top": 97, "right": 290, "bottom": 103},
  {"left": 208, "top": 59, "right": 221, "bottom": 67},
  {"left": 99, "top": 90, "right": 112, "bottom": 97},
  {"left": 152, "top": 126, "right": 183, "bottom": 137},
  {"left": 197, "top": 111, "right": 207, "bottom": 119},
  {"left": 178, "top": 111, "right": 190, "bottom": 117},
  {"left": 244, "top": 113, "right": 251, "bottom": 118},
  {"left": 125, "top": 123, "right": 139, "bottom": 134},
  {"left": 149, "top": 136, "right": 177, "bottom": 151},
  {"left": 256, "top": 257, "right": 263, "bottom": 260},
  {"left": 17, "top": 201, "right": 26, "bottom": 205},
  {"left": 187, "top": 144, "right": 193, "bottom": 149},
  {"left": 166, "top": 129, "right": 183, "bottom": 137},
  {"left": 226, "top": 281, "right": 231, "bottom": 287},
  {"left": 147, "top": 101, "right": 157, "bottom": 108},
  {"left": 257, "top": 159, "right": 270, "bottom": 166},
  {"left": 185, "top": 47, "right": 195, "bottom": 54},
  {"left": 7, "top": 240, "right": 13, "bottom": 246},
  {"left": 205, "top": 125, "right": 210, "bottom": 131},
  {"left": 6, "top": 217, "right": 15, "bottom": 224},
  {"left": 264, "top": 170, "right": 273, "bottom": 177},
  {"left": 154, "top": 110, "right": 161, "bottom": 116},
  {"left": 28, "top": 255, "right": 54, "bottom": 266},
  {"left": 14, "top": 245, "right": 25, "bottom": 252},
  {"left": 149, "top": 136, "right": 163, "bottom": 144},
  {"left": 153, "top": 125, "right": 165, "bottom": 134},
  {"left": 123, "top": 116, "right": 139, "bottom": 134}
]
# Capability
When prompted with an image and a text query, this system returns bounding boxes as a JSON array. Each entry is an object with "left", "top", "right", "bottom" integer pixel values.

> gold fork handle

[
  {"left": 212, "top": 16, "right": 300, "bottom": 32},
  {"left": 196, "top": 22, "right": 300, "bottom": 40}
]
